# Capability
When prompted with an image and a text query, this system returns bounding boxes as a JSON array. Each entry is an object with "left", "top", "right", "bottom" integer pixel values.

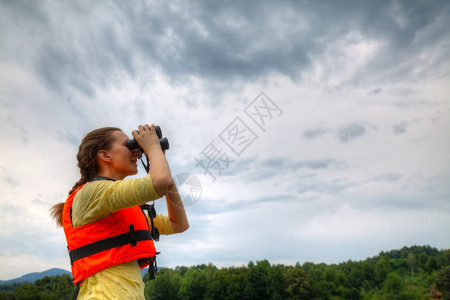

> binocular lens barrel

[{"left": 126, "top": 125, "right": 170, "bottom": 152}]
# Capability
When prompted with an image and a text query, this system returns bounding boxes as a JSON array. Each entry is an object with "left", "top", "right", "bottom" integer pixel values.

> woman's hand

[
  {"left": 132, "top": 124, "right": 173, "bottom": 197},
  {"left": 132, "top": 124, "right": 160, "bottom": 155}
]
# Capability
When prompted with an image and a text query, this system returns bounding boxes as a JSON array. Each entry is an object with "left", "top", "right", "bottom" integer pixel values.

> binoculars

[{"left": 126, "top": 125, "right": 170, "bottom": 153}]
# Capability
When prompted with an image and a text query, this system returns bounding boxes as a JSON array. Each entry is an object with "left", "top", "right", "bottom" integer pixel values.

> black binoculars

[{"left": 126, "top": 125, "right": 170, "bottom": 153}]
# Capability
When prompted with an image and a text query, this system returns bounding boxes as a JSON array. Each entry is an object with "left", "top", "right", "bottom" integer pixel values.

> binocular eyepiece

[{"left": 126, "top": 125, "right": 170, "bottom": 153}]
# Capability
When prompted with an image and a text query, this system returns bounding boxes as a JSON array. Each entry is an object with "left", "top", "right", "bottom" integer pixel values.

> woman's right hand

[
  {"left": 132, "top": 124, "right": 161, "bottom": 155},
  {"left": 132, "top": 124, "right": 173, "bottom": 196}
]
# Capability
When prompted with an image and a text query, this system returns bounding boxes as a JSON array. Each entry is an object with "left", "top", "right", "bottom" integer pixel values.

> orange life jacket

[{"left": 62, "top": 184, "right": 157, "bottom": 284}]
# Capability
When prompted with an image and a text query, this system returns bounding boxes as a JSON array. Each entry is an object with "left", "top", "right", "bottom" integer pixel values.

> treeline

[
  {"left": 143, "top": 245, "right": 450, "bottom": 300},
  {"left": 1, "top": 245, "right": 449, "bottom": 300},
  {"left": 0, "top": 274, "right": 75, "bottom": 300}
]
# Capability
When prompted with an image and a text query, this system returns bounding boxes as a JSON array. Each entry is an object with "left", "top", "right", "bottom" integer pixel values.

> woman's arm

[
  {"left": 133, "top": 124, "right": 188, "bottom": 233},
  {"left": 132, "top": 124, "right": 173, "bottom": 196},
  {"left": 165, "top": 184, "right": 189, "bottom": 233}
]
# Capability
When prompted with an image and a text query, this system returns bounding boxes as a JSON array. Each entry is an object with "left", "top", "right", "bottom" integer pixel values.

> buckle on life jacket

[{"left": 138, "top": 252, "right": 161, "bottom": 280}]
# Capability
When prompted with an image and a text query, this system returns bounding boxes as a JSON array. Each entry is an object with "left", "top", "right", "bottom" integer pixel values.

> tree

[
  {"left": 418, "top": 252, "right": 429, "bottom": 270},
  {"left": 247, "top": 259, "right": 270, "bottom": 299},
  {"left": 145, "top": 269, "right": 181, "bottom": 300},
  {"left": 204, "top": 269, "right": 228, "bottom": 300},
  {"left": 266, "top": 265, "right": 286, "bottom": 300},
  {"left": 383, "top": 272, "right": 404, "bottom": 296},
  {"left": 311, "top": 280, "right": 335, "bottom": 300},
  {"left": 426, "top": 257, "right": 438, "bottom": 273},
  {"left": 13, "top": 284, "right": 39, "bottom": 300},
  {"left": 444, "top": 250, "right": 450, "bottom": 266},
  {"left": 408, "top": 253, "right": 416, "bottom": 278},
  {"left": 204, "top": 267, "right": 249, "bottom": 300},
  {"left": 348, "top": 264, "right": 365, "bottom": 289},
  {"left": 436, "top": 266, "right": 450, "bottom": 300},
  {"left": 375, "top": 257, "right": 392, "bottom": 285},
  {"left": 178, "top": 268, "right": 208, "bottom": 300},
  {"left": 284, "top": 268, "right": 311, "bottom": 299}
]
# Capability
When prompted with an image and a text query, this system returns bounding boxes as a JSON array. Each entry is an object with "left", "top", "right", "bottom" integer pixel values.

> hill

[
  {"left": 0, "top": 267, "right": 159, "bottom": 285},
  {"left": 0, "top": 268, "right": 71, "bottom": 285}
]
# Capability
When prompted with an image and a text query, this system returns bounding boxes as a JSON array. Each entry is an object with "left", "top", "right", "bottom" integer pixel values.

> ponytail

[
  {"left": 49, "top": 202, "right": 65, "bottom": 227},
  {"left": 50, "top": 127, "right": 121, "bottom": 227}
]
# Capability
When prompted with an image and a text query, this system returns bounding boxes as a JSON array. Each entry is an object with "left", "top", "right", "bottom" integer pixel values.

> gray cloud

[
  {"left": 302, "top": 127, "right": 329, "bottom": 140},
  {"left": 126, "top": 0, "right": 450, "bottom": 86},
  {"left": 2, "top": 0, "right": 449, "bottom": 101},
  {"left": 371, "top": 173, "right": 402, "bottom": 182},
  {"left": 194, "top": 193, "right": 297, "bottom": 215},
  {"left": 229, "top": 156, "right": 347, "bottom": 181},
  {"left": 295, "top": 158, "right": 347, "bottom": 170},
  {"left": 369, "top": 88, "right": 382, "bottom": 95},
  {"left": 296, "top": 177, "right": 358, "bottom": 195},
  {"left": 0, "top": 167, "right": 19, "bottom": 188},
  {"left": 338, "top": 122, "right": 366, "bottom": 143},
  {"left": 393, "top": 121, "right": 409, "bottom": 134}
]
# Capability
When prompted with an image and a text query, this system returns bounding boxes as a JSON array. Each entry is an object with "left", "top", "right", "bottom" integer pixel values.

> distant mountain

[
  {"left": 0, "top": 268, "right": 72, "bottom": 285},
  {"left": 141, "top": 266, "right": 165, "bottom": 278},
  {"left": 1, "top": 266, "right": 162, "bottom": 285}
]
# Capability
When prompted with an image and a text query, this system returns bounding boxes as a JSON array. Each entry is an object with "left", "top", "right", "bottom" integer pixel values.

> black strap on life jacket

[
  {"left": 72, "top": 283, "right": 80, "bottom": 300},
  {"left": 68, "top": 224, "right": 152, "bottom": 265}
]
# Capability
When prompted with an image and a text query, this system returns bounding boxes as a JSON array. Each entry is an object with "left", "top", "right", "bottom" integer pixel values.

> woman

[{"left": 50, "top": 124, "right": 189, "bottom": 299}]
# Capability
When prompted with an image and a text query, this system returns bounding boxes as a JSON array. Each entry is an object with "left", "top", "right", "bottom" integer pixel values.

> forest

[{"left": 0, "top": 245, "right": 449, "bottom": 300}]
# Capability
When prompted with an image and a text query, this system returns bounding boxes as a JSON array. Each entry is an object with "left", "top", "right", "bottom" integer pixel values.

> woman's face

[{"left": 106, "top": 130, "right": 141, "bottom": 179}]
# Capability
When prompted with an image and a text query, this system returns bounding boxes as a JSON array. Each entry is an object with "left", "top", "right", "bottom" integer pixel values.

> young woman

[{"left": 50, "top": 124, "right": 189, "bottom": 299}]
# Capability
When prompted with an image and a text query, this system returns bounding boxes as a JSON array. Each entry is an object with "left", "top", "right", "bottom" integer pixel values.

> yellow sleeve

[
  {"left": 72, "top": 174, "right": 161, "bottom": 227},
  {"left": 148, "top": 213, "right": 175, "bottom": 235}
]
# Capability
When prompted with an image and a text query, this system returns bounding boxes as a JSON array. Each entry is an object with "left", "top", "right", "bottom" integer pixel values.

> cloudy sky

[{"left": 1, "top": 0, "right": 449, "bottom": 280}]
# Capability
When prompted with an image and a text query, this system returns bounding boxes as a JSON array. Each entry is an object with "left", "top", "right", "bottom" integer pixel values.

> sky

[{"left": 1, "top": 0, "right": 449, "bottom": 280}]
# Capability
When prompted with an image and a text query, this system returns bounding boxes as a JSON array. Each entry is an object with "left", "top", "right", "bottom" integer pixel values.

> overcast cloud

[{"left": 1, "top": 0, "right": 449, "bottom": 280}]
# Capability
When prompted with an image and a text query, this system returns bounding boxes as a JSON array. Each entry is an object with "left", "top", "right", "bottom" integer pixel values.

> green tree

[
  {"left": 444, "top": 250, "right": 450, "bottom": 266},
  {"left": 375, "top": 257, "right": 392, "bottom": 285},
  {"left": 145, "top": 269, "right": 181, "bottom": 300},
  {"left": 175, "top": 266, "right": 189, "bottom": 276},
  {"left": 383, "top": 272, "right": 404, "bottom": 296},
  {"left": 247, "top": 259, "right": 270, "bottom": 299},
  {"left": 418, "top": 252, "right": 429, "bottom": 270},
  {"left": 178, "top": 268, "right": 208, "bottom": 300},
  {"left": 436, "top": 266, "right": 450, "bottom": 300},
  {"left": 408, "top": 253, "right": 416, "bottom": 278},
  {"left": 266, "top": 265, "right": 286, "bottom": 300},
  {"left": 336, "top": 285, "right": 360, "bottom": 300},
  {"left": 348, "top": 264, "right": 366, "bottom": 289},
  {"left": 0, "top": 290, "right": 15, "bottom": 300},
  {"left": 426, "top": 257, "right": 438, "bottom": 273},
  {"left": 204, "top": 269, "right": 228, "bottom": 300},
  {"left": 361, "top": 260, "right": 375, "bottom": 283},
  {"left": 284, "top": 267, "right": 311, "bottom": 300},
  {"left": 14, "top": 284, "right": 39, "bottom": 300},
  {"left": 204, "top": 267, "right": 250, "bottom": 300},
  {"left": 311, "top": 280, "right": 335, "bottom": 300}
]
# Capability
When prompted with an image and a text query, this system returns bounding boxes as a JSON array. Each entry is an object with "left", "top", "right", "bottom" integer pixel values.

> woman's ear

[{"left": 97, "top": 150, "right": 111, "bottom": 163}]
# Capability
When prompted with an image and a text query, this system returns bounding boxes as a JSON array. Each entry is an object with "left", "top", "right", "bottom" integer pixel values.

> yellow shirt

[{"left": 72, "top": 175, "right": 174, "bottom": 300}]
